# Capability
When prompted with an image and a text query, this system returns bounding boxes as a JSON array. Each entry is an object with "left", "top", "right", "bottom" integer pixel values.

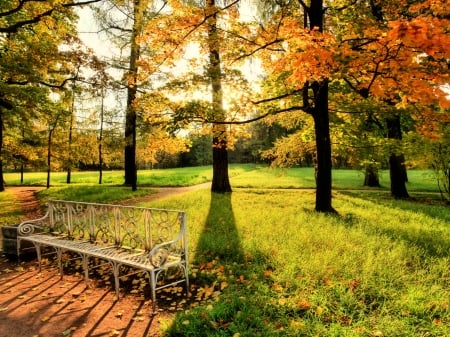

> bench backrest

[{"left": 45, "top": 200, "right": 186, "bottom": 253}]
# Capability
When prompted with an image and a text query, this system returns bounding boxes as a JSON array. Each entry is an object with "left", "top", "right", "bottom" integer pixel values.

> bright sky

[{"left": 76, "top": 7, "right": 112, "bottom": 58}]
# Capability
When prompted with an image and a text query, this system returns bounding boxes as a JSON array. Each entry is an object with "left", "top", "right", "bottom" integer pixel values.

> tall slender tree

[
  {"left": 138, "top": 0, "right": 255, "bottom": 192},
  {"left": 0, "top": 0, "right": 103, "bottom": 191},
  {"left": 206, "top": 0, "right": 232, "bottom": 192}
]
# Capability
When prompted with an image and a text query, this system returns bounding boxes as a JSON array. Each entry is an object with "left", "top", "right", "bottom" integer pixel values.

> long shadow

[
  {"left": 195, "top": 192, "right": 244, "bottom": 264},
  {"left": 164, "top": 192, "right": 297, "bottom": 336}
]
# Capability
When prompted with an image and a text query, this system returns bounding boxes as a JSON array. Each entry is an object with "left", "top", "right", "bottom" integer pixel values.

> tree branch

[
  {"left": 0, "top": 0, "right": 103, "bottom": 33},
  {"left": 252, "top": 88, "right": 304, "bottom": 105},
  {"left": 209, "top": 105, "right": 306, "bottom": 125}
]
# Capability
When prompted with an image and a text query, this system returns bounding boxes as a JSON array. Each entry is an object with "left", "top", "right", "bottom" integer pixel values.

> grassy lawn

[
  {"left": 3, "top": 164, "right": 440, "bottom": 192},
  {"left": 143, "top": 188, "right": 449, "bottom": 337},
  {"left": 0, "top": 189, "right": 21, "bottom": 225},
  {"left": 1, "top": 165, "right": 449, "bottom": 336}
]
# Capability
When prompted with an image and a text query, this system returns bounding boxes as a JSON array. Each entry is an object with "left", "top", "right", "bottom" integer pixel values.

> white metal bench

[{"left": 16, "top": 200, "right": 189, "bottom": 312}]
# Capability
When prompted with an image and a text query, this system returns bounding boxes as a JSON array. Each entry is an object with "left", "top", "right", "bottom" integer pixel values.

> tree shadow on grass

[
  {"left": 195, "top": 192, "right": 244, "bottom": 265},
  {"left": 164, "top": 192, "right": 291, "bottom": 336}
]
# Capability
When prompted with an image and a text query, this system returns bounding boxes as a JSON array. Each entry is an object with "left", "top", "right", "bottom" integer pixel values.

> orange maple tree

[
  {"left": 241, "top": 0, "right": 449, "bottom": 203},
  {"left": 138, "top": 0, "right": 254, "bottom": 192}
]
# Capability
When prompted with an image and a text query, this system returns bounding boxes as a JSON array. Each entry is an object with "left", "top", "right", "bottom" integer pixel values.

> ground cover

[
  {"left": 146, "top": 189, "right": 450, "bottom": 336},
  {"left": 0, "top": 166, "right": 448, "bottom": 336},
  {"left": 3, "top": 164, "right": 441, "bottom": 192}
]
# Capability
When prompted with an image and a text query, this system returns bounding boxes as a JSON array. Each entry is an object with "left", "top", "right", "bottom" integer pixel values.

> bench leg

[
  {"left": 149, "top": 271, "right": 157, "bottom": 314},
  {"left": 111, "top": 261, "right": 121, "bottom": 299},
  {"left": 81, "top": 254, "right": 90, "bottom": 287},
  {"left": 34, "top": 243, "right": 43, "bottom": 272},
  {"left": 56, "top": 248, "right": 65, "bottom": 279},
  {"left": 181, "top": 264, "right": 189, "bottom": 293}
]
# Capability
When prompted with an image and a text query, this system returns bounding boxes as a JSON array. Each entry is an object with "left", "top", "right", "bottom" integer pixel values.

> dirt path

[
  {"left": 0, "top": 183, "right": 211, "bottom": 337},
  {"left": 7, "top": 183, "right": 212, "bottom": 215},
  {"left": 7, "top": 186, "right": 44, "bottom": 219},
  {"left": 120, "top": 182, "right": 211, "bottom": 206}
]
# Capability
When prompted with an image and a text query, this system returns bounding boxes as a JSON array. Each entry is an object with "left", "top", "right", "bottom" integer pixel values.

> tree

[
  {"left": 246, "top": 0, "right": 336, "bottom": 212},
  {"left": 206, "top": 0, "right": 232, "bottom": 192},
  {"left": 332, "top": 0, "right": 450, "bottom": 198},
  {"left": 240, "top": 0, "right": 449, "bottom": 210},
  {"left": 138, "top": 0, "right": 255, "bottom": 192},
  {"left": 92, "top": 0, "right": 190, "bottom": 190},
  {"left": 0, "top": 0, "right": 103, "bottom": 191}
]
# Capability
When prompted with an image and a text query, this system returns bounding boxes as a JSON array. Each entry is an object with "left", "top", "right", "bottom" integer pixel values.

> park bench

[{"left": 16, "top": 200, "right": 189, "bottom": 312}]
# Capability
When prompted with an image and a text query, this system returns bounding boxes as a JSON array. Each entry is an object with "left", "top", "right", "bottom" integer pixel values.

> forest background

[{"left": 0, "top": 0, "right": 449, "bottom": 212}]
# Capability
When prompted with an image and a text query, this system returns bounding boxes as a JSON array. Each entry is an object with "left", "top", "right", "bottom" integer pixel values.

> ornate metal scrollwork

[
  {"left": 150, "top": 247, "right": 169, "bottom": 267},
  {"left": 17, "top": 222, "right": 36, "bottom": 236}
]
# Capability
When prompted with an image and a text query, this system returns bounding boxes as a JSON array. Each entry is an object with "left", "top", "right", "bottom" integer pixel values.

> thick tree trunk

[
  {"left": 364, "top": 164, "right": 380, "bottom": 187},
  {"left": 386, "top": 115, "right": 409, "bottom": 198},
  {"left": 306, "top": 0, "right": 334, "bottom": 212},
  {"left": 207, "top": 0, "right": 231, "bottom": 193},
  {"left": 212, "top": 136, "right": 232, "bottom": 192},
  {"left": 124, "top": 0, "right": 143, "bottom": 191},
  {"left": 311, "top": 80, "right": 335, "bottom": 213},
  {"left": 389, "top": 153, "right": 409, "bottom": 198}
]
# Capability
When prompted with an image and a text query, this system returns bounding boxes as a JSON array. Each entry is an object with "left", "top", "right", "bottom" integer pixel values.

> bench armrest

[
  {"left": 17, "top": 212, "right": 50, "bottom": 236},
  {"left": 148, "top": 238, "right": 185, "bottom": 268}
]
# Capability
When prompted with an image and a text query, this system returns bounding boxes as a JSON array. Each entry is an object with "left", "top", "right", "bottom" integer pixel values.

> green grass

[
  {"left": 0, "top": 190, "right": 22, "bottom": 226},
  {"left": 3, "top": 164, "right": 441, "bottom": 192},
  {"left": 230, "top": 166, "right": 440, "bottom": 192},
  {"left": 3, "top": 166, "right": 216, "bottom": 187},
  {"left": 36, "top": 185, "right": 156, "bottom": 204},
  {"left": 145, "top": 189, "right": 449, "bottom": 337},
  {"left": 1, "top": 165, "right": 448, "bottom": 335}
]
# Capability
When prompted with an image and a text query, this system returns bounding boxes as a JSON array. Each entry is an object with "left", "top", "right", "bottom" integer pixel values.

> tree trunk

[
  {"left": 124, "top": 0, "right": 143, "bottom": 191},
  {"left": 20, "top": 162, "right": 24, "bottom": 184},
  {"left": 98, "top": 89, "right": 104, "bottom": 185},
  {"left": 306, "top": 0, "right": 334, "bottom": 212},
  {"left": 66, "top": 97, "right": 74, "bottom": 184},
  {"left": 311, "top": 80, "right": 335, "bottom": 213},
  {"left": 212, "top": 136, "right": 232, "bottom": 192},
  {"left": 386, "top": 115, "right": 409, "bottom": 198},
  {"left": 207, "top": 0, "right": 231, "bottom": 193},
  {"left": 20, "top": 127, "right": 24, "bottom": 184},
  {"left": 364, "top": 164, "right": 380, "bottom": 187},
  {"left": 46, "top": 127, "right": 53, "bottom": 189},
  {"left": 0, "top": 110, "right": 4, "bottom": 192},
  {"left": 447, "top": 162, "right": 450, "bottom": 197}
]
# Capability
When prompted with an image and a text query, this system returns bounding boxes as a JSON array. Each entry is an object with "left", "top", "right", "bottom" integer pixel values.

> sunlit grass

[
  {"left": 3, "top": 167, "right": 213, "bottom": 186},
  {"left": 0, "top": 189, "right": 21, "bottom": 226},
  {"left": 144, "top": 189, "right": 449, "bottom": 336},
  {"left": 3, "top": 165, "right": 440, "bottom": 193},
  {"left": 1, "top": 165, "right": 448, "bottom": 335},
  {"left": 36, "top": 185, "right": 156, "bottom": 204}
]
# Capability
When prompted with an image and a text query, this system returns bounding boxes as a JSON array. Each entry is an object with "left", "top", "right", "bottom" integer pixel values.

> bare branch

[
  {"left": 0, "top": 0, "right": 103, "bottom": 33},
  {"left": 252, "top": 88, "right": 304, "bottom": 105},
  {"left": 210, "top": 105, "right": 306, "bottom": 125}
]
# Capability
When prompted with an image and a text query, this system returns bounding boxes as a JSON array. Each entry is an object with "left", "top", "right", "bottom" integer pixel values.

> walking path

[
  {"left": 1, "top": 184, "right": 213, "bottom": 337},
  {"left": 7, "top": 182, "right": 212, "bottom": 217}
]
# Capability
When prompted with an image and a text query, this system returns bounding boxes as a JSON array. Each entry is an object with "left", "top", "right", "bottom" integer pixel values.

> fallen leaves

[{"left": 41, "top": 316, "right": 50, "bottom": 322}]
